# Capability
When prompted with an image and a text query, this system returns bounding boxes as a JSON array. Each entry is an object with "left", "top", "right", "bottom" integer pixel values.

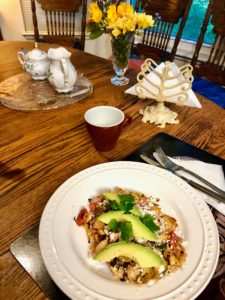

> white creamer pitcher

[
  {"left": 18, "top": 44, "right": 49, "bottom": 80},
  {"left": 47, "top": 47, "right": 77, "bottom": 93}
]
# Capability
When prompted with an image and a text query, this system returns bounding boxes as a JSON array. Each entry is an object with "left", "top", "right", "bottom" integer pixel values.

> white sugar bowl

[{"left": 18, "top": 44, "right": 49, "bottom": 80}]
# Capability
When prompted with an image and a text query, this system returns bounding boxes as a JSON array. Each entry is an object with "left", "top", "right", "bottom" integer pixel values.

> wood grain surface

[{"left": 0, "top": 41, "right": 224, "bottom": 300}]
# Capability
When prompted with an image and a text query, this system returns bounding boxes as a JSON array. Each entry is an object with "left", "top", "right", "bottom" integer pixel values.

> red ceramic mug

[{"left": 84, "top": 106, "right": 131, "bottom": 152}]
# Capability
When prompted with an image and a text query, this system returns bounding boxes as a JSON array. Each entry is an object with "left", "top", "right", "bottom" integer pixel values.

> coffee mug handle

[{"left": 122, "top": 114, "right": 132, "bottom": 131}]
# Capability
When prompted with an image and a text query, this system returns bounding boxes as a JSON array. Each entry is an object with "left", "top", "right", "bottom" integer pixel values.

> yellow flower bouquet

[
  {"left": 87, "top": 0, "right": 154, "bottom": 86},
  {"left": 87, "top": 1, "right": 154, "bottom": 39}
]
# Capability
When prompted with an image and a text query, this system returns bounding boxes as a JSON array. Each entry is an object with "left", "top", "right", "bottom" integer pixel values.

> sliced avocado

[
  {"left": 93, "top": 241, "right": 165, "bottom": 268},
  {"left": 102, "top": 192, "right": 142, "bottom": 217},
  {"left": 103, "top": 192, "right": 120, "bottom": 203},
  {"left": 97, "top": 211, "right": 156, "bottom": 241},
  {"left": 130, "top": 205, "right": 142, "bottom": 217}
]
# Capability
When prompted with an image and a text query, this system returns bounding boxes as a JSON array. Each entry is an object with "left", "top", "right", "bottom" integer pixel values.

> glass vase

[{"left": 111, "top": 33, "right": 134, "bottom": 86}]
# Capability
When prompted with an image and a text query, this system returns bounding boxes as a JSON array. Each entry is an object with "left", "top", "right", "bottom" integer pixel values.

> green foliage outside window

[
  {"left": 131, "top": 0, "right": 216, "bottom": 45},
  {"left": 172, "top": 0, "right": 215, "bottom": 45}
]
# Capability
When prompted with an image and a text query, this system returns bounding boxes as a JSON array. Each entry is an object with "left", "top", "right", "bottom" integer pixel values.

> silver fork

[{"left": 155, "top": 147, "right": 225, "bottom": 197}]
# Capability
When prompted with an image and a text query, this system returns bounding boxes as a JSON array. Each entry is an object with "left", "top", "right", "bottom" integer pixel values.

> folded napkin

[
  {"left": 125, "top": 61, "right": 202, "bottom": 108},
  {"left": 155, "top": 156, "right": 225, "bottom": 215}
]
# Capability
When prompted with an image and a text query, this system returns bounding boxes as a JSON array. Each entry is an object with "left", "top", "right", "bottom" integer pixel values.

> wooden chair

[
  {"left": 31, "top": 0, "right": 87, "bottom": 50},
  {"left": 133, "top": 0, "right": 193, "bottom": 62},
  {"left": 191, "top": 0, "right": 225, "bottom": 86}
]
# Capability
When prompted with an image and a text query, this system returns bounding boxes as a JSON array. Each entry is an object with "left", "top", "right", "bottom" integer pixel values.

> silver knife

[{"left": 140, "top": 154, "right": 225, "bottom": 204}]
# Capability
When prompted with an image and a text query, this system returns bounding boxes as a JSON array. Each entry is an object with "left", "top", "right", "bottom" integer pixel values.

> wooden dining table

[{"left": 0, "top": 41, "right": 224, "bottom": 300}]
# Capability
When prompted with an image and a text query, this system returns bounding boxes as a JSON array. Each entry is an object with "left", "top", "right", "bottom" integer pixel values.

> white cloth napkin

[
  {"left": 125, "top": 62, "right": 202, "bottom": 108},
  {"left": 154, "top": 155, "right": 225, "bottom": 215}
]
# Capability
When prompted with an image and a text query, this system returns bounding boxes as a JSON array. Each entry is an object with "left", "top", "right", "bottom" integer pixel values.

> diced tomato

[
  {"left": 169, "top": 231, "right": 182, "bottom": 250},
  {"left": 139, "top": 197, "right": 149, "bottom": 206},
  {"left": 75, "top": 207, "right": 89, "bottom": 226},
  {"left": 89, "top": 196, "right": 104, "bottom": 211}
]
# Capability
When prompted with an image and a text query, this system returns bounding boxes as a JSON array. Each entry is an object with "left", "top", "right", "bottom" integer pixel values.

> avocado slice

[
  {"left": 97, "top": 211, "right": 157, "bottom": 241},
  {"left": 102, "top": 192, "right": 142, "bottom": 217},
  {"left": 130, "top": 205, "right": 142, "bottom": 217},
  {"left": 93, "top": 241, "right": 165, "bottom": 268},
  {"left": 103, "top": 192, "right": 120, "bottom": 202}
]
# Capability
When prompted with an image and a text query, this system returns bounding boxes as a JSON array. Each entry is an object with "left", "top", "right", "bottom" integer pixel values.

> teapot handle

[
  {"left": 61, "top": 58, "right": 69, "bottom": 87},
  {"left": 18, "top": 52, "right": 25, "bottom": 66}
]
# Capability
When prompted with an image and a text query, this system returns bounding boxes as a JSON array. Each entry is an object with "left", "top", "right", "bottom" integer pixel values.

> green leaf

[
  {"left": 109, "top": 200, "right": 119, "bottom": 211},
  {"left": 142, "top": 214, "right": 160, "bottom": 232},
  {"left": 89, "top": 29, "right": 103, "bottom": 40},
  {"left": 143, "top": 214, "right": 154, "bottom": 221},
  {"left": 119, "top": 194, "right": 134, "bottom": 202},
  {"left": 86, "top": 23, "right": 99, "bottom": 32},
  {"left": 120, "top": 222, "right": 133, "bottom": 241},
  {"left": 118, "top": 194, "right": 134, "bottom": 212},
  {"left": 108, "top": 219, "right": 120, "bottom": 231}
]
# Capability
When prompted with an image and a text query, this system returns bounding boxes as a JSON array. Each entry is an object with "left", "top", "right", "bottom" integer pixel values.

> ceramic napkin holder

[{"left": 125, "top": 59, "right": 201, "bottom": 128}]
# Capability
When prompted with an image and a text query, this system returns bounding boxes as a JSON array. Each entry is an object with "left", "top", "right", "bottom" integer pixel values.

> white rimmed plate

[{"left": 39, "top": 161, "right": 219, "bottom": 300}]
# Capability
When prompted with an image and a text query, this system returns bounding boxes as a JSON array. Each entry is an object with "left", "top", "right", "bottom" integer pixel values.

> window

[
  {"left": 132, "top": 0, "right": 215, "bottom": 45},
  {"left": 20, "top": 0, "right": 45, "bottom": 33},
  {"left": 172, "top": 0, "right": 215, "bottom": 45}
]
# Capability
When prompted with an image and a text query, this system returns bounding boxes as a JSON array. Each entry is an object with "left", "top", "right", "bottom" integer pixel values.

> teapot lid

[{"left": 27, "top": 43, "right": 48, "bottom": 60}]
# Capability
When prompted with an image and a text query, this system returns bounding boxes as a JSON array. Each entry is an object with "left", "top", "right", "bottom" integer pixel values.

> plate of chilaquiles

[{"left": 39, "top": 161, "right": 219, "bottom": 300}]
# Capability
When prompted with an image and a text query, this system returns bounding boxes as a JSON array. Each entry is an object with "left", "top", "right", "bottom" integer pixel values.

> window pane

[{"left": 172, "top": 0, "right": 216, "bottom": 45}]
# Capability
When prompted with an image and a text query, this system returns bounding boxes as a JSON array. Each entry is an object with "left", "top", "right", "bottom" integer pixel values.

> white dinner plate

[{"left": 39, "top": 161, "right": 219, "bottom": 300}]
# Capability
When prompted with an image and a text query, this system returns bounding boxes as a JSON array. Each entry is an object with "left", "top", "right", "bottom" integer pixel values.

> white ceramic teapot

[
  {"left": 18, "top": 43, "right": 49, "bottom": 80},
  {"left": 47, "top": 47, "right": 77, "bottom": 93}
]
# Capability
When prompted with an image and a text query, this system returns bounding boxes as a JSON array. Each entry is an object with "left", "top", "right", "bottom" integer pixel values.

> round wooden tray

[{"left": 0, "top": 73, "right": 93, "bottom": 111}]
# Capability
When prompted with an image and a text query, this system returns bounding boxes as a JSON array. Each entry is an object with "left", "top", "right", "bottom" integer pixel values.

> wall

[
  {"left": 0, "top": 0, "right": 26, "bottom": 41},
  {"left": 85, "top": 34, "right": 111, "bottom": 59}
]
